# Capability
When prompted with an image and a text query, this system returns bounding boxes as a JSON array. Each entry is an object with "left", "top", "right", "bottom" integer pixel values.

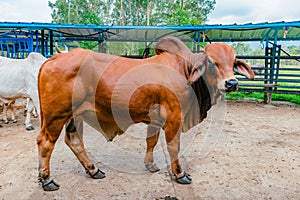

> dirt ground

[{"left": 0, "top": 101, "right": 299, "bottom": 200}]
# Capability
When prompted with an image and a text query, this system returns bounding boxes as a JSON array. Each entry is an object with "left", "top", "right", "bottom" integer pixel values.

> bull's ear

[
  {"left": 188, "top": 66, "right": 205, "bottom": 83},
  {"left": 187, "top": 54, "right": 207, "bottom": 83},
  {"left": 234, "top": 58, "right": 255, "bottom": 80}
]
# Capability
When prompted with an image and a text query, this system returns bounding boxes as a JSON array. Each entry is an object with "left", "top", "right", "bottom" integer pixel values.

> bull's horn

[
  {"left": 55, "top": 44, "right": 69, "bottom": 53},
  {"left": 64, "top": 44, "right": 68, "bottom": 52},
  {"left": 55, "top": 44, "right": 62, "bottom": 53}
]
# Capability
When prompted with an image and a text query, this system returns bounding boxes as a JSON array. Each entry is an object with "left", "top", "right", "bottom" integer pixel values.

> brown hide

[
  {"left": 37, "top": 36, "right": 255, "bottom": 189},
  {"left": 38, "top": 48, "right": 209, "bottom": 141}
]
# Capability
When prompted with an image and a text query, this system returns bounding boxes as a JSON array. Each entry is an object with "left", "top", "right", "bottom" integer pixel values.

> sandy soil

[{"left": 0, "top": 101, "right": 299, "bottom": 200}]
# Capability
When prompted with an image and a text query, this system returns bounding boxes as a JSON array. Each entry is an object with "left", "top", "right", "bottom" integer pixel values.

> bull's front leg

[{"left": 164, "top": 121, "right": 192, "bottom": 184}]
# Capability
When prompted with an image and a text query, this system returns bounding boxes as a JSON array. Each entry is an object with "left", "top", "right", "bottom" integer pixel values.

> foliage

[
  {"left": 154, "top": 0, "right": 216, "bottom": 25},
  {"left": 282, "top": 45, "right": 300, "bottom": 65},
  {"left": 49, "top": 0, "right": 103, "bottom": 24},
  {"left": 231, "top": 42, "right": 252, "bottom": 56},
  {"left": 49, "top": 0, "right": 104, "bottom": 49},
  {"left": 49, "top": 0, "right": 216, "bottom": 26},
  {"left": 249, "top": 47, "right": 264, "bottom": 65},
  {"left": 286, "top": 45, "right": 300, "bottom": 55},
  {"left": 48, "top": 0, "right": 216, "bottom": 50},
  {"left": 226, "top": 92, "right": 300, "bottom": 106}
]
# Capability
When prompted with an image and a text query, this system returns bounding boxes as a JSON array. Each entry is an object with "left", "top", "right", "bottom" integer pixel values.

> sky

[
  {"left": 207, "top": 0, "right": 300, "bottom": 24},
  {"left": 0, "top": 0, "right": 299, "bottom": 25}
]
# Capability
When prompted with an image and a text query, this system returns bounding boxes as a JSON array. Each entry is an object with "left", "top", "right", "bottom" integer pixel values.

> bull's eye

[
  {"left": 208, "top": 63, "right": 218, "bottom": 76},
  {"left": 210, "top": 62, "right": 217, "bottom": 69}
]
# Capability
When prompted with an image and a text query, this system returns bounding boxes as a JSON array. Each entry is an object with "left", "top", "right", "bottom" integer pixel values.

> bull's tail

[{"left": 37, "top": 75, "right": 44, "bottom": 129}]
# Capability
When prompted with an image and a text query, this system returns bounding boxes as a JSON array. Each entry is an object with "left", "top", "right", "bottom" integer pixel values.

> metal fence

[
  {"left": 0, "top": 34, "right": 299, "bottom": 104},
  {"left": 236, "top": 44, "right": 300, "bottom": 103}
]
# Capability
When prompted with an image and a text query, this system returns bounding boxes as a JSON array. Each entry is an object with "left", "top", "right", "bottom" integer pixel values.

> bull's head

[
  {"left": 204, "top": 43, "right": 254, "bottom": 94},
  {"left": 155, "top": 36, "right": 206, "bottom": 83},
  {"left": 155, "top": 36, "right": 255, "bottom": 104}
]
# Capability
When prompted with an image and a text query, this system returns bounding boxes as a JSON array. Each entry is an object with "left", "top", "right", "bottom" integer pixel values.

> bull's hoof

[
  {"left": 175, "top": 172, "right": 192, "bottom": 184},
  {"left": 4, "top": 121, "right": 9, "bottom": 124},
  {"left": 42, "top": 179, "right": 60, "bottom": 191},
  {"left": 26, "top": 126, "right": 34, "bottom": 131},
  {"left": 87, "top": 168, "right": 106, "bottom": 179},
  {"left": 13, "top": 120, "right": 17, "bottom": 123},
  {"left": 0, "top": 124, "right": 2, "bottom": 128},
  {"left": 145, "top": 162, "right": 160, "bottom": 173}
]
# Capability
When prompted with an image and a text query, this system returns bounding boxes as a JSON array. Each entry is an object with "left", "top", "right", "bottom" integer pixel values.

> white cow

[{"left": 0, "top": 52, "right": 46, "bottom": 130}]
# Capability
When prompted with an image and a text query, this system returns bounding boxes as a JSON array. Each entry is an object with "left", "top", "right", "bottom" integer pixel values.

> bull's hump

[{"left": 45, "top": 48, "right": 91, "bottom": 72}]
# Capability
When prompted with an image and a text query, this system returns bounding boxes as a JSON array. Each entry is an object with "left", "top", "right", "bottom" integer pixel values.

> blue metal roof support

[
  {"left": 34, "top": 31, "right": 40, "bottom": 52},
  {"left": 45, "top": 38, "right": 49, "bottom": 57},
  {"left": 0, "top": 21, "right": 299, "bottom": 32},
  {"left": 273, "top": 28, "right": 279, "bottom": 45},
  {"left": 191, "top": 31, "right": 201, "bottom": 52},
  {"left": 49, "top": 30, "right": 54, "bottom": 56},
  {"left": 28, "top": 31, "right": 34, "bottom": 53},
  {"left": 193, "top": 32, "right": 198, "bottom": 43},
  {"left": 41, "top": 30, "right": 45, "bottom": 55},
  {"left": 6, "top": 43, "right": 10, "bottom": 58},
  {"left": 98, "top": 31, "right": 106, "bottom": 42},
  {"left": 0, "top": 20, "right": 300, "bottom": 58},
  {"left": 11, "top": 42, "right": 16, "bottom": 57},
  {"left": 0, "top": 43, "right": 3, "bottom": 56},
  {"left": 17, "top": 42, "right": 23, "bottom": 58}
]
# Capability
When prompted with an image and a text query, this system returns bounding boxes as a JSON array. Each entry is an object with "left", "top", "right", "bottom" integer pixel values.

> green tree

[
  {"left": 48, "top": 0, "right": 216, "bottom": 51},
  {"left": 285, "top": 45, "right": 300, "bottom": 65},
  {"left": 49, "top": 0, "right": 215, "bottom": 26},
  {"left": 249, "top": 47, "right": 264, "bottom": 65},
  {"left": 287, "top": 45, "right": 300, "bottom": 55},
  {"left": 49, "top": 0, "right": 103, "bottom": 24},
  {"left": 231, "top": 42, "right": 252, "bottom": 56},
  {"left": 49, "top": 0, "right": 104, "bottom": 49},
  {"left": 155, "top": 0, "right": 216, "bottom": 25}
]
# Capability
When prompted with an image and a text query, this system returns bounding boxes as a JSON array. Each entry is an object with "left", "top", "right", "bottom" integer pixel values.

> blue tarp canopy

[{"left": 0, "top": 21, "right": 299, "bottom": 43}]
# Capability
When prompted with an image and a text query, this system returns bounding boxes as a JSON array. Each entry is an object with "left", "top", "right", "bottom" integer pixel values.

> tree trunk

[
  {"left": 179, "top": 0, "right": 183, "bottom": 8},
  {"left": 120, "top": 0, "right": 125, "bottom": 25},
  {"left": 146, "top": 0, "right": 151, "bottom": 25},
  {"left": 129, "top": 1, "right": 133, "bottom": 25}
]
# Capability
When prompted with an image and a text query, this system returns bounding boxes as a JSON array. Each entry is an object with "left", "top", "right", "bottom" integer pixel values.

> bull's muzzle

[{"left": 225, "top": 79, "right": 238, "bottom": 92}]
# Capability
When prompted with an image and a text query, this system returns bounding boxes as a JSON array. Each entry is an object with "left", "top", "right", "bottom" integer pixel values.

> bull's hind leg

[
  {"left": 36, "top": 119, "right": 66, "bottom": 191},
  {"left": 64, "top": 118, "right": 106, "bottom": 179},
  {"left": 144, "top": 125, "right": 160, "bottom": 172},
  {"left": 2, "top": 102, "right": 10, "bottom": 124}
]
